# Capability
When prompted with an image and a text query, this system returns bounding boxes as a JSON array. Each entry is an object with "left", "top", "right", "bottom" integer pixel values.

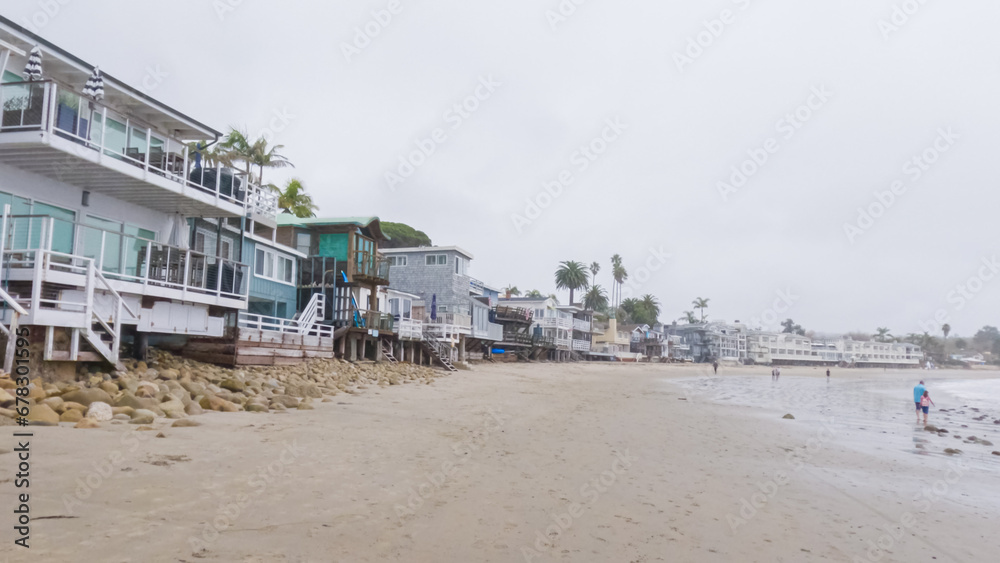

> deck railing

[
  {"left": 494, "top": 305, "right": 533, "bottom": 323},
  {"left": 348, "top": 250, "right": 390, "bottom": 284},
  {"left": 2, "top": 214, "right": 248, "bottom": 302},
  {"left": 0, "top": 80, "right": 278, "bottom": 219},
  {"left": 573, "top": 318, "right": 592, "bottom": 332},
  {"left": 572, "top": 339, "right": 592, "bottom": 352},
  {"left": 396, "top": 317, "right": 423, "bottom": 340},
  {"left": 537, "top": 316, "right": 573, "bottom": 330}
]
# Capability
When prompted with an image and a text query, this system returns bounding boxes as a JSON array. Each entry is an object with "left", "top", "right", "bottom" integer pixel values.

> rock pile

[{"left": 0, "top": 349, "right": 446, "bottom": 429}]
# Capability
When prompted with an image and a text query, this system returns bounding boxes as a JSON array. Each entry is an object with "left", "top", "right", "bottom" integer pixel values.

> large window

[
  {"left": 425, "top": 254, "right": 447, "bottom": 265},
  {"left": 388, "top": 255, "right": 407, "bottom": 266},
  {"left": 254, "top": 246, "right": 294, "bottom": 285},
  {"left": 296, "top": 233, "right": 311, "bottom": 255}
]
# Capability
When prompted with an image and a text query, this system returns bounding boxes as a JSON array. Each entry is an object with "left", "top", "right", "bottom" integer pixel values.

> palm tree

[
  {"left": 220, "top": 127, "right": 294, "bottom": 186},
  {"left": 610, "top": 254, "right": 623, "bottom": 308},
  {"left": 503, "top": 285, "right": 521, "bottom": 299},
  {"left": 874, "top": 327, "right": 893, "bottom": 343},
  {"left": 277, "top": 179, "right": 318, "bottom": 218},
  {"left": 525, "top": 289, "right": 544, "bottom": 298},
  {"left": 692, "top": 297, "right": 710, "bottom": 322},
  {"left": 681, "top": 311, "right": 698, "bottom": 324},
  {"left": 942, "top": 323, "right": 951, "bottom": 353},
  {"left": 583, "top": 285, "right": 608, "bottom": 312},
  {"left": 589, "top": 261, "right": 601, "bottom": 286},
  {"left": 554, "top": 260, "right": 589, "bottom": 305},
  {"left": 249, "top": 136, "right": 294, "bottom": 187},
  {"left": 640, "top": 294, "right": 660, "bottom": 322}
]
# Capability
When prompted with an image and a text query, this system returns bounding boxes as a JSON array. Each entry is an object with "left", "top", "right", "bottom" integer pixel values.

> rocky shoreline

[{"left": 0, "top": 349, "right": 448, "bottom": 428}]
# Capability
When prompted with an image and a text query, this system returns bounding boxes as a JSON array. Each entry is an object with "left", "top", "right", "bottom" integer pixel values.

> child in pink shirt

[{"left": 919, "top": 391, "right": 935, "bottom": 424}]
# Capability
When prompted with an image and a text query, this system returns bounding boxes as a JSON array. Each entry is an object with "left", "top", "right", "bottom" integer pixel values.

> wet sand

[{"left": 2, "top": 363, "right": 998, "bottom": 562}]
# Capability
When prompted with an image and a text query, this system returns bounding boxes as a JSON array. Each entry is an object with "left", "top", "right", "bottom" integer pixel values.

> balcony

[
  {"left": 537, "top": 316, "right": 572, "bottom": 330},
  {"left": 502, "top": 331, "right": 534, "bottom": 346},
  {"left": 0, "top": 80, "right": 278, "bottom": 223},
  {"left": 471, "top": 321, "right": 504, "bottom": 342},
  {"left": 532, "top": 334, "right": 555, "bottom": 348},
  {"left": 572, "top": 339, "right": 591, "bottom": 352},
  {"left": 396, "top": 317, "right": 423, "bottom": 340},
  {"left": 554, "top": 337, "right": 572, "bottom": 350},
  {"left": 494, "top": 305, "right": 533, "bottom": 324},
  {"left": 1, "top": 214, "right": 247, "bottom": 309},
  {"left": 336, "top": 308, "right": 394, "bottom": 334},
  {"left": 347, "top": 250, "right": 389, "bottom": 286},
  {"left": 573, "top": 318, "right": 591, "bottom": 332}
]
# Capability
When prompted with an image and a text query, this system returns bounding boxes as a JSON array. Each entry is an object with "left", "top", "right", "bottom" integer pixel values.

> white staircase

[
  {"left": 1, "top": 286, "right": 27, "bottom": 375},
  {"left": 420, "top": 328, "right": 457, "bottom": 372},
  {"left": 381, "top": 340, "right": 398, "bottom": 364}
]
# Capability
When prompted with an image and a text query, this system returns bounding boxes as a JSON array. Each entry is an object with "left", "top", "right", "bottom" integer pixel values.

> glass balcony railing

[
  {"left": 1, "top": 214, "right": 248, "bottom": 301},
  {"left": 0, "top": 80, "right": 278, "bottom": 219}
]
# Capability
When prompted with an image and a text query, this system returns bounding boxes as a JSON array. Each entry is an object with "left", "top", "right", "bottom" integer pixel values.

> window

[
  {"left": 296, "top": 233, "right": 311, "bottom": 255},
  {"left": 255, "top": 247, "right": 294, "bottom": 284},
  {"left": 278, "top": 256, "right": 294, "bottom": 283},
  {"left": 426, "top": 254, "right": 447, "bottom": 265},
  {"left": 455, "top": 256, "right": 466, "bottom": 275},
  {"left": 388, "top": 255, "right": 407, "bottom": 266}
]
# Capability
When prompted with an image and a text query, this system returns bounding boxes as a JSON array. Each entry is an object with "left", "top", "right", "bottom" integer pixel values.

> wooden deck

[{"left": 183, "top": 328, "right": 335, "bottom": 366}]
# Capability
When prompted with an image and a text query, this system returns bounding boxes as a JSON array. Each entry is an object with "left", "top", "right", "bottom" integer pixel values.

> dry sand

[{"left": 2, "top": 362, "right": 999, "bottom": 562}]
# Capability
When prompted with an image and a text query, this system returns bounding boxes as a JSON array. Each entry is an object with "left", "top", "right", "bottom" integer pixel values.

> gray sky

[{"left": 10, "top": 0, "right": 999, "bottom": 337}]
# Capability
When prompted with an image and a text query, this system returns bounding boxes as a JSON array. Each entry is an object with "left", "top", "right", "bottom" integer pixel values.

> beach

[{"left": 3, "top": 362, "right": 999, "bottom": 562}]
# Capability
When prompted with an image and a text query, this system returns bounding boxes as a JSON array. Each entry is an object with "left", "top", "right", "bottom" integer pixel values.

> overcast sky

[{"left": 10, "top": 0, "right": 999, "bottom": 337}]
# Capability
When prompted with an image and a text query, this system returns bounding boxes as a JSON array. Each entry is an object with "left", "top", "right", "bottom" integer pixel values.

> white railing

[
  {"left": 397, "top": 317, "right": 423, "bottom": 340},
  {"left": 2, "top": 215, "right": 249, "bottom": 303},
  {"left": 555, "top": 337, "right": 572, "bottom": 349},
  {"left": 537, "top": 317, "right": 573, "bottom": 330},
  {"left": 0, "top": 80, "right": 278, "bottom": 219},
  {"left": 0, "top": 285, "right": 28, "bottom": 375},
  {"left": 471, "top": 321, "right": 504, "bottom": 341},
  {"left": 573, "top": 318, "right": 591, "bottom": 332},
  {"left": 238, "top": 293, "right": 332, "bottom": 337},
  {"left": 423, "top": 323, "right": 468, "bottom": 345},
  {"left": 572, "top": 339, "right": 591, "bottom": 352}
]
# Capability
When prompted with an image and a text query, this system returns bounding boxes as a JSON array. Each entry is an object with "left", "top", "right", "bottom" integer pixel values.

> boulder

[
  {"left": 184, "top": 402, "right": 204, "bottom": 416},
  {"left": 86, "top": 402, "right": 114, "bottom": 422},
  {"left": 112, "top": 413, "right": 131, "bottom": 421},
  {"left": 60, "top": 401, "right": 87, "bottom": 413},
  {"left": 41, "top": 396, "right": 65, "bottom": 410},
  {"left": 220, "top": 379, "right": 245, "bottom": 392},
  {"left": 60, "top": 409, "right": 83, "bottom": 423},
  {"left": 135, "top": 381, "right": 159, "bottom": 398},
  {"left": 172, "top": 418, "right": 201, "bottom": 428},
  {"left": 158, "top": 369, "right": 179, "bottom": 380},
  {"left": 159, "top": 399, "right": 187, "bottom": 419},
  {"left": 180, "top": 381, "right": 207, "bottom": 397},
  {"left": 245, "top": 403, "right": 269, "bottom": 413},
  {"left": 924, "top": 425, "right": 939, "bottom": 432},
  {"left": 130, "top": 409, "right": 157, "bottom": 424},
  {"left": 112, "top": 406, "right": 135, "bottom": 417},
  {"left": 27, "top": 403, "right": 60, "bottom": 426},
  {"left": 270, "top": 395, "right": 300, "bottom": 408},
  {"left": 113, "top": 391, "right": 159, "bottom": 412},
  {"left": 943, "top": 448, "right": 962, "bottom": 455},
  {"left": 782, "top": 414, "right": 795, "bottom": 420},
  {"left": 297, "top": 402, "right": 315, "bottom": 410},
  {"left": 0, "top": 388, "right": 16, "bottom": 406},
  {"left": 74, "top": 418, "right": 102, "bottom": 429},
  {"left": 100, "top": 381, "right": 120, "bottom": 395},
  {"left": 200, "top": 395, "right": 240, "bottom": 413},
  {"left": 60, "top": 387, "right": 113, "bottom": 407}
]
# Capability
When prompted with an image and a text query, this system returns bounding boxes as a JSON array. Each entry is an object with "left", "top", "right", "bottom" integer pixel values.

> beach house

[
  {"left": 274, "top": 216, "right": 394, "bottom": 362},
  {"left": 0, "top": 18, "right": 278, "bottom": 372},
  {"left": 380, "top": 245, "right": 503, "bottom": 366}
]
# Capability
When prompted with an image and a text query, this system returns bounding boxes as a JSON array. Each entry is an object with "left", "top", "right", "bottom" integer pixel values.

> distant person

[
  {"left": 826, "top": 368, "right": 830, "bottom": 379},
  {"left": 913, "top": 380, "right": 926, "bottom": 423},
  {"left": 713, "top": 360, "right": 719, "bottom": 374},
  {"left": 776, "top": 366, "right": 781, "bottom": 380},
  {"left": 919, "top": 391, "right": 936, "bottom": 425},
  {"left": 771, "top": 368, "right": 776, "bottom": 381}
]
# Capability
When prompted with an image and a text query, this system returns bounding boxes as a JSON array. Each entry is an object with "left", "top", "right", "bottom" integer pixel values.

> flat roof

[
  {"left": 0, "top": 16, "right": 219, "bottom": 139},
  {"left": 276, "top": 215, "right": 387, "bottom": 240},
  {"left": 381, "top": 245, "right": 474, "bottom": 260}
]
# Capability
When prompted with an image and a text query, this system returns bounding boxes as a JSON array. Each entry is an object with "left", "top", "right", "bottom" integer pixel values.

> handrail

[{"left": 0, "top": 286, "right": 28, "bottom": 316}]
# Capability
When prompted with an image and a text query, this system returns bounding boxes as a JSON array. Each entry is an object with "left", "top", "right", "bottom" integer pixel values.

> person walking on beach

[
  {"left": 826, "top": 368, "right": 830, "bottom": 379},
  {"left": 775, "top": 366, "right": 781, "bottom": 381},
  {"left": 713, "top": 360, "right": 719, "bottom": 374},
  {"left": 913, "top": 380, "right": 926, "bottom": 423},
  {"left": 771, "top": 368, "right": 776, "bottom": 381},
  {"left": 919, "top": 390, "right": 935, "bottom": 425}
]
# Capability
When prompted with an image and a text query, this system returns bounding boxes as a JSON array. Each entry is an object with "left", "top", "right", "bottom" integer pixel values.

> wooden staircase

[
  {"left": 420, "top": 328, "right": 457, "bottom": 372},
  {"left": 380, "top": 340, "right": 398, "bottom": 364}
]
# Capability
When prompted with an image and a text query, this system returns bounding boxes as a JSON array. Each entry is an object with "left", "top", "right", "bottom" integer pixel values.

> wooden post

[
  {"left": 135, "top": 332, "right": 148, "bottom": 361},
  {"left": 360, "top": 336, "right": 368, "bottom": 361},
  {"left": 348, "top": 335, "right": 357, "bottom": 362}
]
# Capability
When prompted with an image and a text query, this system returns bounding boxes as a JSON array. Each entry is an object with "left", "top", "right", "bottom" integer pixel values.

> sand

[{"left": 2, "top": 362, "right": 998, "bottom": 562}]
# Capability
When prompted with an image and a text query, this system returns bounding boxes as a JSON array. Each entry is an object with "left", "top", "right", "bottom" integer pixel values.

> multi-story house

[
  {"left": 0, "top": 19, "right": 279, "bottom": 372},
  {"left": 591, "top": 312, "right": 632, "bottom": 360},
  {"left": 275, "top": 216, "right": 394, "bottom": 362},
  {"left": 667, "top": 322, "right": 748, "bottom": 362},
  {"left": 381, "top": 245, "right": 503, "bottom": 365}
]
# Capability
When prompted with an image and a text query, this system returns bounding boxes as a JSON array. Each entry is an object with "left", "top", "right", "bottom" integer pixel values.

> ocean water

[{"left": 936, "top": 378, "right": 1000, "bottom": 411}]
